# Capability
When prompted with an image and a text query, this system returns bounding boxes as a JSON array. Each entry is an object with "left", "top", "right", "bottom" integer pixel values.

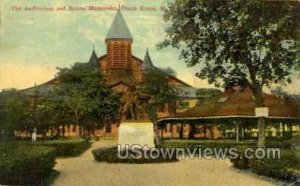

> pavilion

[{"left": 157, "top": 86, "right": 300, "bottom": 141}]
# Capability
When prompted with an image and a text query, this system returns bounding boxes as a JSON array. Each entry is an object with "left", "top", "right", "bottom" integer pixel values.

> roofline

[
  {"left": 132, "top": 55, "right": 143, "bottom": 63},
  {"left": 167, "top": 75, "right": 193, "bottom": 87},
  {"left": 98, "top": 54, "right": 106, "bottom": 60},
  {"left": 20, "top": 78, "right": 58, "bottom": 92},
  {"left": 158, "top": 115, "right": 300, "bottom": 122}
]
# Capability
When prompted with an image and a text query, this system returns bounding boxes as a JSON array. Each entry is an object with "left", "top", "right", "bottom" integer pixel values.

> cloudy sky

[{"left": 0, "top": 0, "right": 299, "bottom": 94}]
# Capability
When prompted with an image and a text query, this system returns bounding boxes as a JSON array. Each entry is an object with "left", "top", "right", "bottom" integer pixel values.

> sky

[{"left": 0, "top": 0, "right": 299, "bottom": 94}]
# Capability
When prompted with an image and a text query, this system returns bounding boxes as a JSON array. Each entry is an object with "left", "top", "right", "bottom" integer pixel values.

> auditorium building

[{"left": 21, "top": 8, "right": 199, "bottom": 138}]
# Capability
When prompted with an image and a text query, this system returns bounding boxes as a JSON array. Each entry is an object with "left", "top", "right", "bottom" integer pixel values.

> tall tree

[
  {"left": 159, "top": 0, "right": 300, "bottom": 146},
  {"left": 0, "top": 89, "right": 29, "bottom": 140},
  {"left": 45, "top": 63, "right": 120, "bottom": 136},
  {"left": 140, "top": 67, "right": 181, "bottom": 144}
]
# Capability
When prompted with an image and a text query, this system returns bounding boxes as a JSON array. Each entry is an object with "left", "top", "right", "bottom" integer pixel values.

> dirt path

[{"left": 53, "top": 141, "right": 276, "bottom": 186}]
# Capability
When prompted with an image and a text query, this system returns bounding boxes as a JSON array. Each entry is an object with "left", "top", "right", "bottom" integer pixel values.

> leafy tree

[
  {"left": 140, "top": 67, "right": 180, "bottom": 111},
  {"left": 0, "top": 89, "right": 29, "bottom": 140},
  {"left": 159, "top": 0, "right": 300, "bottom": 146},
  {"left": 195, "top": 88, "right": 221, "bottom": 100},
  {"left": 140, "top": 67, "right": 181, "bottom": 144},
  {"left": 45, "top": 63, "right": 120, "bottom": 136}
]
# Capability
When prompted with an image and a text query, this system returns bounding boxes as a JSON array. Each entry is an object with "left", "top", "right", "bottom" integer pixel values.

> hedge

[
  {"left": 162, "top": 139, "right": 300, "bottom": 181},
  {"left": 161, "top": 140, "right": 256, "bottom": 154},
  {"left": 161, "top": 139, "right": 291, "bottom": 150},
  {"left": 92, "top": 146, "right": 178, "bottom": 163},
  {"left": 230, "top": 144, "right": 255, "bottom": 169},
  {"left": 249, "top": 150, "right": 299, "bottom": 181},
  {"left": 38, "top": 139, "right": 91, "bottom": 157},
  {"left": 0, "top": 143, "right": 56, "bottom": 185}
]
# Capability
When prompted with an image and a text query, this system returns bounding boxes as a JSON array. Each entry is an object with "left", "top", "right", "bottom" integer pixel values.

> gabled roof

[
  {"left": 166, "top": 75, "right": 192, "bottom": 87},
  {"left": 105, "top": 8, "right": 133, "bottom": 42}
]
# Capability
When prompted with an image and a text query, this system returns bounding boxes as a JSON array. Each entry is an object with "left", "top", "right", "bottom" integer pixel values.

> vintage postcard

[{"left": 0, "top": 0, "right": 300, "bottom": 185}]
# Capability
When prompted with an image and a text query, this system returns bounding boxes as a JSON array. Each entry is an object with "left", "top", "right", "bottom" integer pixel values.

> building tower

[{"left": 105, "top": 8, "right": 133, "bottom": 70}]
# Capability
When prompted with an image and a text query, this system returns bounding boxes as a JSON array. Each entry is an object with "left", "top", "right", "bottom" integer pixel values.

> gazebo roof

[{"left": 176, "top": 88, "right": 299, "bottom": 119}]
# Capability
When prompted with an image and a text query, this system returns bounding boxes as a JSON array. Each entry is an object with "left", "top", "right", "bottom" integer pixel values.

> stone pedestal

[{"left": 118, "top": 122, "right": 155, "bottom": 150}]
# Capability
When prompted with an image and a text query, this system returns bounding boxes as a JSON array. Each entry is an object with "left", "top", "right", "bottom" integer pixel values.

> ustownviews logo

[{"left": 117, "top": 144, "right": 281, "bottom": 160}]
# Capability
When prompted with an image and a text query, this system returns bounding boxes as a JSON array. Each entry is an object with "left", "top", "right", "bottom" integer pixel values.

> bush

[
  {"left": 162, "top": 139, "right": 291, "bottom": 150},
  {"left": 0, "top": 143, "right": 56, "bottom": 185},
  {"left": 39, "top": 139, "right": 91, "bottom": 157},
  {"left": 230, "top": 144, "right": 256, "bottom": 169},
  {"left": 249, "top": 150, "right": 299, "bottom": 181},
  {"left": 92, "top": 146, "right": 178, "bottom": 163},
  {"left": 161, "top": 139, "right": 255, "bottom": 153},
  {"left": 230, "top": 140, "right": 294, "bottom": 170},
  {"left": 265, "top": 140, "right": 291, "bottom": 149}
]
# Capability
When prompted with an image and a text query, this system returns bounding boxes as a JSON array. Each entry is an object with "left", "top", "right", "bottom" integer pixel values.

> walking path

[{"left": 53, "top": 141, "right": 276, "bottom": 186}]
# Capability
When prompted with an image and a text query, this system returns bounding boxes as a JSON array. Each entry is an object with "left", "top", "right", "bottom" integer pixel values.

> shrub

[
  {"left": 230, "top": 144, "right": 256, "bottom": 169},
  {"left": 39, "top": 139, "right": 91, "bottom": 157},
  {"left": 0, "top": 143, "right": 56, "bottom": 185},
  {"left": 266, "top": 140, "right": 291, "bottom": 149},
  {"left": 161, "top": 139, "right": 255, "bottom": 153},
  {"left": 162, "top": 139, "right": 291, "bottom": 150},
  {"left": 92, "top": 146, "right": 178, "bottom": 163},
  {"left": 249, "top": 150, "right": 299, "bottom": 181}
]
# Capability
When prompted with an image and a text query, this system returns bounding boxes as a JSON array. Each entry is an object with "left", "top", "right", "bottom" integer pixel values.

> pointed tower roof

[
  {"left": 105, "top": 8, "right": 133, "bottom": 42},
  {"left": 88, "top": 48, "right": 99, "bottom": 69},
  {"left": 142, "top": 49, "right": 154, "bottom": 70}
]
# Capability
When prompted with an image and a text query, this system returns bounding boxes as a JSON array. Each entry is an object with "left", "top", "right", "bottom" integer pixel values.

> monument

[{"left": 118, "top": 122, "right": 155, "bottom": 150}]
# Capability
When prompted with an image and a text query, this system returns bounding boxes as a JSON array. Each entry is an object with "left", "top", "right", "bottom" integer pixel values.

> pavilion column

[
  {"left": 179, "top": 123, "right": 184, "bottom": 139},
  {"left": 203, "top": 124, "right": 207, "bottom": 139},
  {"left": 236, "top": 123, "right": 239, "bottom": 143},
  {"left": 171, "top": 124, "right": 174, "bottom": 138},
  {"left": 241, "top": 125, "right": 245, "bottom": 139},
  {"left": 282, "top": 123, "right": 287, "bottom": 139},
  {"left": 258, "top": 117, "right": 266, "bottom": 147},
  {"left": 279, "top": 122, "right": 283, "bottom": 138},
  {"left": 188, "top": 124, "right": 196, "bottom": 139}
]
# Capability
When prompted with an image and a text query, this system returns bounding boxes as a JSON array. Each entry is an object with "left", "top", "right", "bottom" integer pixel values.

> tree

[
  {"left": 0, "top": 89, "right": 29, "bottom": 140},
  {"left": 140, "top": 67, "right": 180, "bottom": 107},
  {"left": 195, "top": 88, "right": 221, "bottom": 102},
  {"left": 140, "top": 67, "right": 181, "bottom": 144},
  {"left": 159, "top": 0, "right": 300, "bottom": 146},
  {"left": 45, "top": 63, "right": 120, "bottom": 136}
]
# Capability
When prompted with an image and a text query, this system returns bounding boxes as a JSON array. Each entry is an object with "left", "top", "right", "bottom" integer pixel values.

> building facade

[{"left": 21, "top": 8, "right": 198, "bottom": 139}]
